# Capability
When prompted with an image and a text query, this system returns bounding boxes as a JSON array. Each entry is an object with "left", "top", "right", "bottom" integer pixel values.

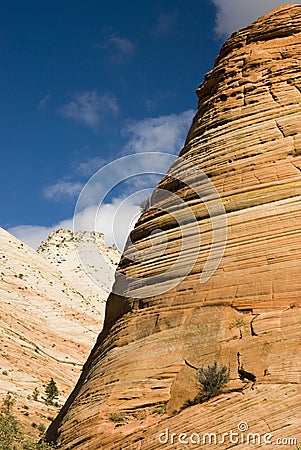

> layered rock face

[
  {"left": 47, "top": 5, "right": 301, "bottom": 449},
  {"left": 38, "top": 229, "right": 120, "bottom": 323},
  {"left": 0, "top": 228, "right": 119, "bottom": 438}
]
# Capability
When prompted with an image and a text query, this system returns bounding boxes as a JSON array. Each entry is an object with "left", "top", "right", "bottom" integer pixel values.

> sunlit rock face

[
  {"left": 38, "top": 229, "right": 120, "bottom": 323},
  {"left": 47, "top": 5, "right": 301, "bottom": 449},
  {"left": 0, "top": 228, "right": 119, "bottom": 438}
]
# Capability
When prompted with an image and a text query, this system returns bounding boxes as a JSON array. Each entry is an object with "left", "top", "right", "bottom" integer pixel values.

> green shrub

[
  {"left": 23, "top": 441, "right": 55, "bottom": 450},
  {"left": 151, "top": 401, "right": 167, "bottom": 415},
  {"left": 107, "top": 411, "right": 126, "bottom": 423},
  {"left": 134, "top": 409, "right": 147, "bottom": 420},
  {"left": 229, "top": 318, "right": 245, "bottom": 329},
  {"left": 32, "top": 388, "right": 39, "bottom": 401},
  {"left": 0, "top": 400, "right": 23, "bottom": 449},
  {"left": 139, "top": 198, "right": 150, "bottom": 212},
  {"left": 3, "top": 393, "right": 15, "bottom": 413},
  {"left": 196, "top": 361, "right": 229, "bottom": 401},
  {"left": 37, "top": 424, "right": 46, "bottom": 433},
  {"left": 44, "top": 379, "right": 59, "bottom": 405},
  {"left": 0, "top": 394, "right": 55, "bottom": 449}
]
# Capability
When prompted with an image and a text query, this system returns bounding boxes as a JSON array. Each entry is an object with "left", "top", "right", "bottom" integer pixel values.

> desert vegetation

[
  {"left": 196, "top": 361, "right": 230, "bottom": 402},
  {"left": 44, "top": 379, "right": 59, "bottom": 407},
  {"left": 0, "top": 394, "right": 54, "bottom": 449}
]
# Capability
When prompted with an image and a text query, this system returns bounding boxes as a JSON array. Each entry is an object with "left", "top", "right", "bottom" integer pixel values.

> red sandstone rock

[{"left": 46, "top": 5, "right": 301, "bottom": 448}]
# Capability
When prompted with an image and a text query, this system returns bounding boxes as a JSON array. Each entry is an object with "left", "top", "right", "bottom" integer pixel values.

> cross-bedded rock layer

[
  {"left": 0, "top": 228, "right": 119, "bottom": 439},
  {"left": 47, "top": 5, "right": 301, "bottom": 448}
]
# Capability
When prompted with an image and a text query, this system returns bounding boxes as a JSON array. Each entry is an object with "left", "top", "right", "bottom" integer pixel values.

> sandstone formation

[
  {"left": 0, "top": 228, "right": 119, "bottom": 438},
  {"left": 37, "top": 229, "right": 120, "bottom": 322},
  {"left": 47, "top": 5, "right": 301, "bottom": 449}
]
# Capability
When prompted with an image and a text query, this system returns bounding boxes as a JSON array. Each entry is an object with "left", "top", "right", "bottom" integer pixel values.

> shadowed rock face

[{"left": 47, "top": 5, "right": 301, "bottom": 449}]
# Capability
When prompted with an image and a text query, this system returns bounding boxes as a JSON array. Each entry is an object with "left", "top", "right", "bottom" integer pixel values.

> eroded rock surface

[
  {"left": 47, "top": 5, "right": 301, "bottom": 448},
  {"left": 0, "top": 228, "right": 119, "bottom": 438},
  {"left": 38, "top": 229, "right": 120, "bottom": 322}
]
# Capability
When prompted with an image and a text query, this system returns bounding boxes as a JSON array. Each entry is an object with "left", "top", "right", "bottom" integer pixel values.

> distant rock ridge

[
  {"left": 46, "top": 5, "right": 301, "bottom": 449},
  {"left": 37, "top": 229, "right": 120, "bottom": 317},
  {"left": 0, "top": 227, "right": 119, "bottom": 438}
]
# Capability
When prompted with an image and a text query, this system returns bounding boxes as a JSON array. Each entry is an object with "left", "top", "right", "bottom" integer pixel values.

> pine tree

[{"left": 44, "top": 379, "right": 59, "bottom": 405}]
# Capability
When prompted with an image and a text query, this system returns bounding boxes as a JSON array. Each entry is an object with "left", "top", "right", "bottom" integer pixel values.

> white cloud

[
  {"left": 212, "top": 0, "right": 301, "bottom": 39},
  {"left": 74, "top": 157, "right": 106, "bottom": 176},
  {"left": 8, "top": 225, "right": 56, "bottom": 250},
  {"left": 73, "top": 197, "right": 142, "bottom": 250},
  {"left": 44, "top": 180, "right": 84, "bottom": 200},
  {"left": 152, "top": 11, "right": 178, "bottom": 37},
  {"left": 60, "top": 90, "right": 119, "bottom": 128},
  {"left": 99, "top": 31, "right": 135, "bottom": 64},
  {"left": 108, "top": 35, "right": 135, "bottom": 63},
  {"left": 124, "top": 109, "right": 194, "bottom": 154},
  {"left": 10, "top": 110, "right": 194, "bottom": 250},
  {"left": 8, "top": 196, "right": 141, "bottom": 251}
]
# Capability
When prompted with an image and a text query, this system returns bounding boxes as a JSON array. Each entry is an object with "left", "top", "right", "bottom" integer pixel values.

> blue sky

[{"left": 2, "top": 0, "right": 298, "bottom": 249}]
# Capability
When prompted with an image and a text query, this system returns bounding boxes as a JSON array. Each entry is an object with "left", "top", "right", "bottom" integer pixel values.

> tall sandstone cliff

[{"left": 47, "top": 5, "right": 301, "bottom": 448}]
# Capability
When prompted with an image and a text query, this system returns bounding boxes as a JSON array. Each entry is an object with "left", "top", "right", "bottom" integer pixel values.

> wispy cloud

[
  {"left": 143, "top": 90, "right": 174, "bottom": 111},
  {"left": 152, "top": 11, "right": 178, "bottom": 37},
  {"left": 60, "top": 90, "right": 119, "bottom": 128},
  {"left": 124, "top": 109, "right": 194, "bottom": 154},
  {"left": 74, "top": 157, "right": 106, "bottom": 176},
  {"left": 212, "top": 0, "right": 301, "bottom": 39},
  {"left": 44, "top": 180, "right": 84, "bottom": 201},
  {"left": 38, "top": 94, "right": 51, "bottom": 110},
  {"left": 98, "top": 31, "right": 135, "bottom": 64}
]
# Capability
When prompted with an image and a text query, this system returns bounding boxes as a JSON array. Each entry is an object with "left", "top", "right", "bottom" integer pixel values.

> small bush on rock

[
  {"left": 196, "top": 361, "right": 229, "bottom": 401},
  {"left": 107, "top": 411, "right": 126, "bottom": 423},
  {"left": 151, "top": 401, "right": 167, "bottom": 415},
  {"left": 32, "top": 388, "right": 39, "bottom": 401}
]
